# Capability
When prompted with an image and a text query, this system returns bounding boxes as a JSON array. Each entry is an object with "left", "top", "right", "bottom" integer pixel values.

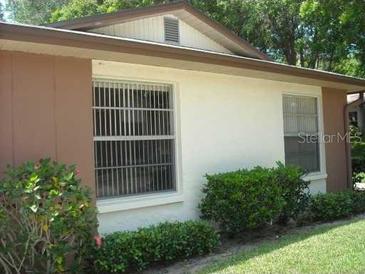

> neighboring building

[
  {"left": 1, "top": 1, "right": 365, "bottom": 233},
  {"left": 348, "top": 93, "right": 365, "bottom": 132}
]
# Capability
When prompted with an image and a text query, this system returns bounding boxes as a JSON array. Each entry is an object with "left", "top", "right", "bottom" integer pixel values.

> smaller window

[
  {"left": 349, "top": 111, "right": 358, "bottom": 127},
  {"left": 283, "top": 95, "right": 320, "bottom": 173},
  {"left": 164, "top": 17, "right": 179, "bottom": 43}
]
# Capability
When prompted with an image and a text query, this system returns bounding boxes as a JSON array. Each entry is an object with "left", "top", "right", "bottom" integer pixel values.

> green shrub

[
  {"left": 352, "top": 142, "right": 365, "bottom": 173},
  {"left": 199, "top": 166, "right": 285, "bottom": 234},
  {"left": 199, "top": 163, "right": 309, "bottom": 233},
  {"left": 299, "top": 191, "right": 365, "bottom": 224},
  {"left": 352, "top": 172, "right": 365, "bottom": 184},
  {"left": 350, "top": 125, "right": 365, "bottom": 173},
  {"left": 91, "top": 221, "right": 219, "bottom": 273},
  {"left": 0, "top": 159, "right": 98, "bottom": 273},
  {"left": 350, "top": 191, "right": 365, "bottom": 214},
  {"left": 273, "top": 163, "right": 309, "bottom": 224},
  {"left": 310, "top": 191, "right": 354, "bottom": 221}
]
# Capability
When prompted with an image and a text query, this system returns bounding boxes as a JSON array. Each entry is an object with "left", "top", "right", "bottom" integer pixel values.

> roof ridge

[
  {"left": 46, "top": 0, "right": 188, "bottom": 29},
  {"left": 46, "top": 1, "right": 270, "bottom": 61}
]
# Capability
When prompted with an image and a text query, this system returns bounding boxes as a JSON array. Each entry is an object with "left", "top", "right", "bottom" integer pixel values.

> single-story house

[{"left": 1, "top": 1, "right": 365, "bottom": 234}]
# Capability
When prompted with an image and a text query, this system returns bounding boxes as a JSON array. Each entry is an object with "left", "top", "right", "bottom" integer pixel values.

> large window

[
  {"left": 92, "top": 79, "right": 176, "bottom": 199},
  {"left": 283, "top": 95, "right": 320, "bottom": 173}
]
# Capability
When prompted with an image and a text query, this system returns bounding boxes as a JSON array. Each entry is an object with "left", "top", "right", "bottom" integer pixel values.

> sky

[{"left": 1, "top": 0, "right": 11, "bottom": 21}]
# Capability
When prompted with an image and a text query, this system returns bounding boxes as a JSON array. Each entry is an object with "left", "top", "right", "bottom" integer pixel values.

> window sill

[
  {"left": 302, "top": 172, "right": 327, "bottom": 182},
  {"left": 97, "top": 192, "right": 184, "bottom": 213}
]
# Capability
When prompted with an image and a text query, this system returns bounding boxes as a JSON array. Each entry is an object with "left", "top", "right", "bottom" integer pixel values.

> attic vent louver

[{"left": 164, "top": 17, "right": 179, "bottom": 43}]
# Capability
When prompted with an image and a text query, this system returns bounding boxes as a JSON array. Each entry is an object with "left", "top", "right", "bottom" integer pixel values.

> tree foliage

[
  {"left": 299, "top": 0, "right": 365, "bottom": 77},
  {"left": 4, "top": 0, "right": 365, "bottom": 77},
  {"left": 50, "top": 0, "right": 168, "bottom": 23},
  {"left": 0, "top": 2, "right": 5, "bottom": 21},
  {"left": 5, "top": 0, "right": 70, "bottom": 25}
]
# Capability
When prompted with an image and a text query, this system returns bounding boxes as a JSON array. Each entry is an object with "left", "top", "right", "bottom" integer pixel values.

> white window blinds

[{"left": 283, "top": 95, "right": 320, "bottom": 172}]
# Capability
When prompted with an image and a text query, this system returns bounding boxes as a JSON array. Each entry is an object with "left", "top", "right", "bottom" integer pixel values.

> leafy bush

[
  {"left": 352, "top": 142, "right": 365, "bottom": 173},
  {"left": 0, "top": 159, "right": 97, "bottom": 273},
  {"left": 350, "top": 125, "right": 365, "bottom": 173},
  {"left": 308, "top": 190, "right": 365, "bottom": 222},
  {"left": 91, "top": 221, "right": 219, "bottom": 273},
  {"left": 200, "top": 166, "right": 279, "bottom": 234},
  {"left": 352, "top": 172, "right": 365, "bottom": 185},
  {"left": 349, "top": 191, "right": 365, "bottom": 215},
  {"left": 199, "top": 163, "right": 308, "bottom": 233},
  {"left": 297, "top": 191, "right": 365, "bottom": 224},
  {"left": 273, "top": 163, "right": 309, "bottom": 224},
  {"left": 309, "top": 191, "right": 353, "bottom": 221}
]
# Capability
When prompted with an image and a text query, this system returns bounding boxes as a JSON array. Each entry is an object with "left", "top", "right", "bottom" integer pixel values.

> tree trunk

[
  {"left": 286, "top": 49, "right": 297, "bottom": 65},
  {"left": 283, "top": 39, "right": 297, "bottom": 65},
  {"left": 327, "top": 50, "right": 335, "bottom": 71},
  {"left": 299, "top": 47, "right": 305, "bottom": 67},
  {"left": 284, "top": 22, "right": 297, "bottom": 65}
]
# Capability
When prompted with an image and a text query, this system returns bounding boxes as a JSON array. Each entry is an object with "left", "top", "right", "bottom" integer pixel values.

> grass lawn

[{"left": 200, "top": 217, "right": 365, "bottom": 274}]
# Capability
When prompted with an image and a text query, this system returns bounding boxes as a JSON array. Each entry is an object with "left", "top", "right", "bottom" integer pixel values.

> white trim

[
  {"left": 282, "top": 91, "right": 327, "bottom": 177},
  {"left": 302, "top": 172, "right": 327, "bottom": 182},
  {"left": 92, "top": 72, "right": 178, "bottom": 86},
  {"left": 97, "top": 192, "right": 184, "bottom": 213},
  {"left": 316, "top": 93, "right": 327, "bottom": 176},
  {"left": 92, "top": 73, "right": 183, "bottom": 212}
]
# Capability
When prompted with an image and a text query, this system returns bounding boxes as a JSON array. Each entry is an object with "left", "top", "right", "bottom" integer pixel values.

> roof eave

[{"left": 1, "top": 22, "right": 365, "bottom": 90}]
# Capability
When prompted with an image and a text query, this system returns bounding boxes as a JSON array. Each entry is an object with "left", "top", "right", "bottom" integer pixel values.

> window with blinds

[
  {"left": 164, "top": 17, "right": 179, "bottom": 43},
  {"left": 283, "top": 95, "right": 320, "bottom": 172},
  {"left": 92, "top": 79, "right": 176, "bottom": 199}
]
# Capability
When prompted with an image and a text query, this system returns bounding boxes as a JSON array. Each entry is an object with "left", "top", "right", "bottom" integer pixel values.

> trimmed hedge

[
  {"left": 275, "top": 163, "right": 310, "bottom": 223},
  {"left": 199, "top": 163, "right": 308, "bottom": 234},
  {"left": 309, "top": 191, "right": 353, "bottom": 221},
  {"left": 350, "top": 126, "right": 365, "bottom": 173},
  {"left": 309, "top": 191, "right": 365, "bottom": 222},
  {"left": 91, "top": 221, "right": 219, "bottom": 273},
  {"left": 352, "top": 191, "right": 365, "bottom": 214}
]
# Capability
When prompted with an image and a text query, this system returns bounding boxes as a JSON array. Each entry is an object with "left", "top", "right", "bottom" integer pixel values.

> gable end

[{"left": 47, "top": 1, "right": 270, "bottom": 60}]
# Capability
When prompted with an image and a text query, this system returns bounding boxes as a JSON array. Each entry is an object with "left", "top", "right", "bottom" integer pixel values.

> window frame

[
  {"left": 93, "top": 76, "right": 183, "bottom": 213},
  {"left": 282, "top": 92, "right": 327, "bottom": 179}
]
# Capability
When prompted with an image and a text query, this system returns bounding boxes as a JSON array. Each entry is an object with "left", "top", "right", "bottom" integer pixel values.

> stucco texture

[
  {"left": 93, "top": 60, "right": 329, "bottom": 233},
  {"left": 0, "top": 51, "right": 350, "bottom": 233}
]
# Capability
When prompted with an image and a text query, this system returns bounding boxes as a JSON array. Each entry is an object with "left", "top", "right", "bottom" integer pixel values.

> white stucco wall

[{"left": 93, "top": 60, "right": 326, "bottom": 234}]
